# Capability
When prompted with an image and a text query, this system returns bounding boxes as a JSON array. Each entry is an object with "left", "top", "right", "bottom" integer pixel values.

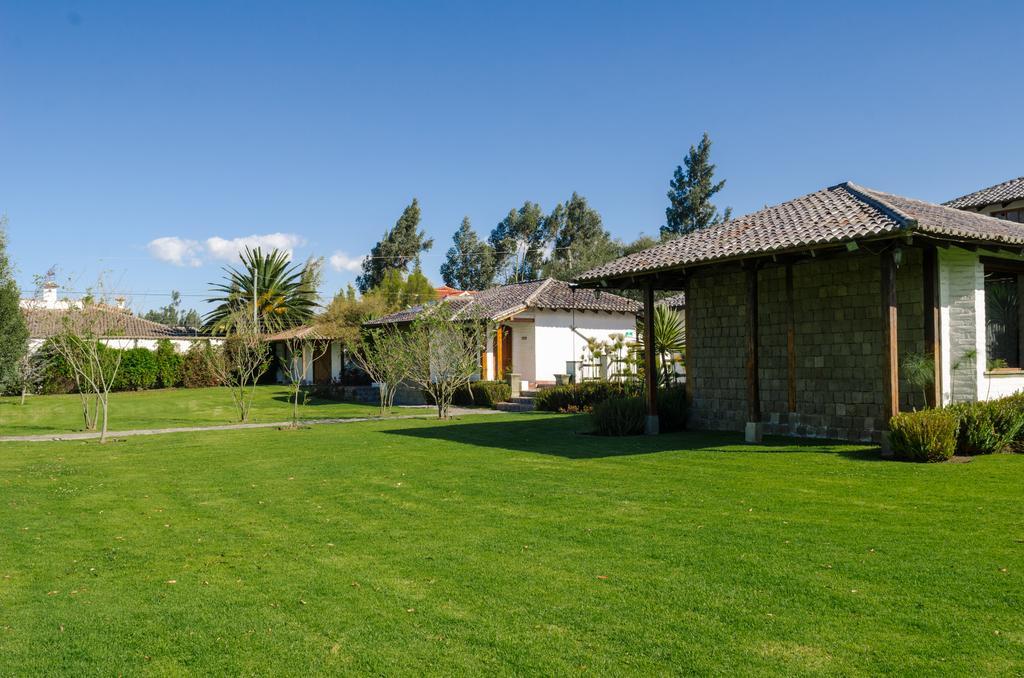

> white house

[
  {"left": 20, "top": 283, "right": 211, "bottom": 353},
  {"left": 367, "top": 278, "right": 641, "bottom": 390}
]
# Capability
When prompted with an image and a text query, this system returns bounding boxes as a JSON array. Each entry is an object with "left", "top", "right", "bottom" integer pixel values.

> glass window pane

[{"left": 985, "top": 270, "right": 1019, "bottom": 368}]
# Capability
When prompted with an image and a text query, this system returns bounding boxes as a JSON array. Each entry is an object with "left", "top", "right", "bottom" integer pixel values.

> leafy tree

[
  {"left": 318, "top": 284, "right": 391, "bottom": 349},
  {"left": 544, "top": 193, "right": 620, "bottom": 280},
  {"left": 623, "top": 234, "right": 659, "bottom": 255},
  {"left": 0, "top": 216, "right": 29, "bottom": 391},
  {"left": 403, "top": 262, "right": 438, "bottom": 307},
  {"left": 201, "top": 311, "right": 271, "bottom": 422},
  {"left": 661, "top": 132, "right": 731, "bottom": 238},
  {"left": 143, "top": 291, "right": 202, "bottom": 328},
  {"left": 204, "top": 247, "right": 317, "bottom": 333},
  {"left": 440, "top": 217, "right": 496, "bottom": 290},
  {"left": 489, "top": 202, "right": 554, "bottom": 283},
  {"left": 357, "top": 199, "right": 433, "bottom": 293}
]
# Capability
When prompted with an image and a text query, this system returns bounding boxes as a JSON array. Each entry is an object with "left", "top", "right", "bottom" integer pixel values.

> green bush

[
  {"left": 950, "top": 397, "right": 1024, "bottom": 455},
  {"left": 591, "top": 396, "right": 646, "bottom": 436},
  {"left": 452, "top": 380, "right": 511, "bottom": 408},
  {"left": 888, "top": 409, "right": 958, "bottom": 462},
  {"left": 180, "top": 343, "right": 223, "bottom": 388},
  {"left": 534, "top": 381, "right": 636, "bottom": 413},
  {"left": 116, "top": 348, "right": 159, "bottom": 391},
  {"left": 154, "top": 339, "right": 183, "bottom": 388},
  {"left": 658, "top": 386, "right": 687, "bottom": 432}
]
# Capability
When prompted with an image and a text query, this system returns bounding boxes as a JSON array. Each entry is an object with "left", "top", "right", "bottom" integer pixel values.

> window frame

[{"left": 980, "top": 256, "right": 1024, "bottom": 373}]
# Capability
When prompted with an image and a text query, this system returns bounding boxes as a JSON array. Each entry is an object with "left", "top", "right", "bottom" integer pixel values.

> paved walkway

[{"left": 0, "top": 407, "right": 506, "bottom": 443}]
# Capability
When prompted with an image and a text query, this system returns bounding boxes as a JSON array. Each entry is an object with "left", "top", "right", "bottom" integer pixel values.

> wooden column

[
  {"left": 922, "top": 245, "right": 941, "bottom": 407},
  {"left": 882, "top": 250, "right": 900, "bottom": 422},
  {"left": 745, "top": 266, "right": 762, "bottom": 441},
  {"left": 683, "top": 276, "right": 694, "bottom": 407},
  {"left": 642, "top": 283, "right": 659, "bottom": 435},
  {"left": 785, "top": 262, "right": 797, "bottom": 412}
]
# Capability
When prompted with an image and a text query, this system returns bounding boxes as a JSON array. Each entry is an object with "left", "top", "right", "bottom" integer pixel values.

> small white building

[
  {"left": 367, "top": 278, "right": 641, "bottom": 390},
  {"left": 20, "top": 284, "right": 211, "bottom": 353}
]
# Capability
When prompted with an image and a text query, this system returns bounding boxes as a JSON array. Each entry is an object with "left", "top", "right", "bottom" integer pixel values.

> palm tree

[
  {"left": 635, "top": 304, "right": 686, "bottom": 387},
  {"left": 204, "top": 248, "right": 317, "bottom": 333}
]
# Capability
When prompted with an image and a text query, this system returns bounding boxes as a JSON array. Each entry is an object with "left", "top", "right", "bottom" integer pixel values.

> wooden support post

[
  {"left": 745, "top": 266, "right": 762, "bottom": 442},
  {"left": 683, "top": 276, "right": 694, "bottom": 408},
  {"left": 922, "top": 245, "right": 941, "bottom": 407},
  {"left": 642, "top": 283, "right": 659, "bottom": 435},
  {"left": 882, "top": 250, "right": 900, "bottom": 424},
  {"left": 785, "top": 262, "right": 796, "bottom": 412}
]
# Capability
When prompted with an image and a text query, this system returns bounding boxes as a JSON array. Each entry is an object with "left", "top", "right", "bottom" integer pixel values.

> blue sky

[{"left": 2, "top": 1, "right": 1022, "bottom": 313}]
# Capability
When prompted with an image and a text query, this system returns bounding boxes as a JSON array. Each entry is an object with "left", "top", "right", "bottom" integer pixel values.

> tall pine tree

[
  {"left": 357, "top": 199, "right": 434, "bottom": 293},
  {"left": 544, "top": 193, "right": 619, "bottom": 280},
  {"left": 488, "top": 201, "right": 554, "bottom": 283},
  {"left": 0, "top": 216, "right": 29, "bottom": 391},
  {"left": 440, "top": 217, "right": 496, "bottom": 290},
  {"left": 661, "top": 132, "right": 731, "bottom": 238}
]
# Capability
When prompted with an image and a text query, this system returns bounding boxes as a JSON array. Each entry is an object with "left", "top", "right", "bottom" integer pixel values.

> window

[
  {"left": 991, "top": 209, "right": 1023, "bottom": 223},
  {"left": 984, "top": 268, "right": 1021, "bottom": 369}
]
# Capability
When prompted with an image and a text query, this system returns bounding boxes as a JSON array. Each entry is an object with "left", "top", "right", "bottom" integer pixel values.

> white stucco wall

[
  {"left": 531, "top": 309, "right": 637, "bottom": 384},
  {"left": 940, "top": 246, "right": 1024, "bottom": 403},
  {"left": 29, "top": 336, "right": 216, "bottom": 355}
]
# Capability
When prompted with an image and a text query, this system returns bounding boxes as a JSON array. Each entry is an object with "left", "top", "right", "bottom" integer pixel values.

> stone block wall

[{"left": 687, "top": 249, "right": 925, "bottom": 442}]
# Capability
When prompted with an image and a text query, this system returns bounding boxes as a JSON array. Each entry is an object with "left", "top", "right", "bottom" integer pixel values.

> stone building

[{"left": 575, "top": 181, "right": 1024, "bottom": 443}]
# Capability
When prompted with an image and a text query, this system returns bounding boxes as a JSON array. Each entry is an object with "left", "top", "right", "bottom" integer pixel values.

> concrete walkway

[{"left": 0, "top": 407, "right": 506, "bottom": 443}]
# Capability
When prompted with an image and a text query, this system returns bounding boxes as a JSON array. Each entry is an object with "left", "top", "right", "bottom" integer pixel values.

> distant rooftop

[{"left": 945, "top": 176, "right": 1024, "bottom": 210}]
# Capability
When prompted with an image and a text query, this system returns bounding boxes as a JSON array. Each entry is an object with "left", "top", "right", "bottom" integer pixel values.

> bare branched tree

[
  {"left": 351, "top": 326, "right": 412, "bottom": 416},
  {"left": 404, "top": 305, "right": 487, "bottom": 419},
  {"left": 48, "top": 312, "right": 124, "bottom": 443},
  {"left": 203, "top": 312, "right": 271, "bottom": 422},
  {"left": 279, "top": 334, "right": 330, "bottom": 428},
  {"left": 13, "top": 349, "right": 51, "bottom": 406}
]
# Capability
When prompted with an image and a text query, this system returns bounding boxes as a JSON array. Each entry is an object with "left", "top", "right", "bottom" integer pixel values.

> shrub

[
  {"left": 950, "top": 397, "right": 1024, "bottom": 455},
  {"left": 180, "top": 342, "right": 223, "bottom": 388},
  {"left": 591, "top": 396, "right": 646, "bottom": 436},
  {"left": 154, "top": 339, "right": 183, "bottom": 388},
  {"left": 452, "top": 380, "right": 511, "bottom": 408},
  {"left": 888, "top": 409, "right": 958, "bottom": 462},
  {"left": 534, "top": 381, "right": 635, "bottom": 413},
  {"left": 658, "top": 386, "right": 687, "bottom": 432},
  {"left": 116, "top": 347, "right": 159, "bottom": 391}
]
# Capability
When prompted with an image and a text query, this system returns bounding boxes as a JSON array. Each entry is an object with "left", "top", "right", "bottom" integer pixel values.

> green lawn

[
  {"left": 0, "top": 386, "right": 392, "bottom": 436},
  {"left": 1, "top": 414, "right": 1022, "bottom": 675}
]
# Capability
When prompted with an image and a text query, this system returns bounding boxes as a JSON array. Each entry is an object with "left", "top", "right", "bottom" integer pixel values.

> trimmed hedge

[
  {"left": 591, "top": 396, "right": 646, "bottom": 436},
  {"left": 116, "top": 348, "right": 159, "bottom": 391},
  {"left": 180, "top": 343, "right": 223, "bottom": 388},
  {"left": 452, "top": 381, "right": 511, "bottom": 408},
  {"left": 534, "top": 381, "right": 636, "bottom": 413},
  {"left": 154, "top": 339, "right": 183, "bottom": 388},
  {"left": 888, "top": 392, "right": 1024, "bottom": 461},
  {"left": 889, "top": 409, "right": 958, "bottom": 462}
]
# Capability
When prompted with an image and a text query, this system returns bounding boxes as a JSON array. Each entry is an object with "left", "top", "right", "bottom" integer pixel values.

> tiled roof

[
  {"left": 661, "top": 292, "right": 686, "bottom": 309},
  {"left": 23, "top": 306, "right": 202, "bottom": 340},
  {"left": 366, "top": 278, "right": 639, "bottom": 326},
  {"left": 945, "top": 177, "right": 1024, "bottom": 210},
  {"left": 435, "top": 285, "right": 473, "bottom": 299},
  {"left": 576, "top": 181, "right": 1024, "bottom": 283},
  {"left": 264, "top": 324, "right": 339, "bottom": 341}
]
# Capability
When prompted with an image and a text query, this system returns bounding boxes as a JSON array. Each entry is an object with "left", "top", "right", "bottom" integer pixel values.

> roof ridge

[
  {"left": 523, "top": 277, "right": 555, "bottom": 306},
  {"left": 945, "top": 175, "right": 1024, "bottom": 206},
  {"left": 836, "top": 181, "right": 917, "bottom": 230}
]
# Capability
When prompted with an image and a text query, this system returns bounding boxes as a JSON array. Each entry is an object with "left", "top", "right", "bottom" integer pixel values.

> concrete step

[
  {"left": 496, "top": 401, "right": 535, "bottom": 413},
  {"left": 509, "top": 396, "right": 536, "bottom": 405}
]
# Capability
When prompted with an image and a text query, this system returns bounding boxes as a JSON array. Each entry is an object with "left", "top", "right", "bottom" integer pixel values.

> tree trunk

[
  {"left": 20, "top": 387, "right": 26, "bottom": 406},
  {"left": 292, "top": 386, "right": 300, "bottom": 428},
  {"left": 99, "top": 397, "right": 109, "bottom": 444}
]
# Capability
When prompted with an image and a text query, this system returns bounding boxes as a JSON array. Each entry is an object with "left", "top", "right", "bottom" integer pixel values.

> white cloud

[
  {"left": 147, "top": 232, "right": 307, "bottom": 267},
  {"left": 329, "top": 251, "right": 366, "bottom": 273},
  {"left": 205, "top": 233, "right": 305, "bottom": 261},
  {"left": 147, "top": 237, "right": 203, "bottom": 267}
]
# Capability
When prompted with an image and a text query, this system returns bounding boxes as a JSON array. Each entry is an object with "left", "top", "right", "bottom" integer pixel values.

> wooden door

[
  {"left": 313, "top": 343, "right": 332, "bottom": 385},
  {"left": 501, "top": 326, "right": 513, "bottom": 377}
]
